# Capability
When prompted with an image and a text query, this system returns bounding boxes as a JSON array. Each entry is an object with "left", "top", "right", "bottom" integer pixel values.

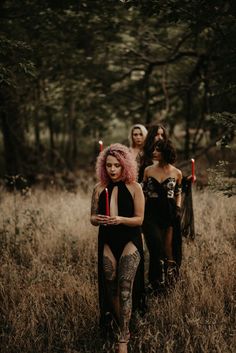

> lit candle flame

[
  {"left": 99, "top": 140, "right": 103, "bottom": 152},
  {"left": 191, "top": 158, "right": 196, "bottom": 183}
]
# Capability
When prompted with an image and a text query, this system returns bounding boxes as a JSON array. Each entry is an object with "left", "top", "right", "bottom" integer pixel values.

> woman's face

[
  {"left": 132, "top": 128, "right": 144, "bottom": 147},
  {"left": 154, "top": 128, "right": 165, "bottom": 142},
  {"left": 106, "top": 155, "right": 123, "bottom": 182},
  {"left": 152, "top": 146, "right": 163, "bottom": 161}
]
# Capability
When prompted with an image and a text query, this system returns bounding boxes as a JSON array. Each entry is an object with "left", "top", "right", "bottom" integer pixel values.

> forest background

[
  {"left": 0, "top": 2, "right": 236, "bottom": 353},
  {"left": 0, "top": 0, "right": 235, "bottom": 190}
]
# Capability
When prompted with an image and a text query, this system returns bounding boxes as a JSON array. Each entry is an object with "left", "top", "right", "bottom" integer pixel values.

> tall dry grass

[{"left": 0, "top": 186, "right": 235, "bottom": 353}]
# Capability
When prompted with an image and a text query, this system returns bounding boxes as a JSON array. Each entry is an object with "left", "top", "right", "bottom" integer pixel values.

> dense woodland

[{"left": 0, "top": 0, "right": 235, "bottom": 181}]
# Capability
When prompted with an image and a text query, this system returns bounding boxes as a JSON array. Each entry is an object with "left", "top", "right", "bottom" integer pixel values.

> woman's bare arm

[{"left": 175, "top": 169, "right": 182, "bottom": 207}]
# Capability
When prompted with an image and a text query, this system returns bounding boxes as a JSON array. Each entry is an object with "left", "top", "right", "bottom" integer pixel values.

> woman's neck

[
  {"left": 157, "top": 161, "right": 169, "bottom": 168},
  {"left": 131, "top": 146, "right": 141, "bottom": 158}
]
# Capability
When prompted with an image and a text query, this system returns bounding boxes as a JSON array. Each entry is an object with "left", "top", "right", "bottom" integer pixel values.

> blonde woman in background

[{"left": 128, "top": 124, "right": 147, "bottom": 163}]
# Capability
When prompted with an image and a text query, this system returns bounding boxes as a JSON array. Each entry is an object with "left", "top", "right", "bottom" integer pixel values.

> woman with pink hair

[{"left": 90, "top": 143, "right": 145, "bottom": 353}]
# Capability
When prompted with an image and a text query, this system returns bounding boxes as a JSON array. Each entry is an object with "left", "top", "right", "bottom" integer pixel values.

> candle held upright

[
  {"left": 105, "top": 187, "right": 110, "bottom": 216},
  {"left": 99, "top": 140, "right": 103, "bottom": 152},
  {"left": 191, "top": 158, "right": 196, "bottom": 183}
]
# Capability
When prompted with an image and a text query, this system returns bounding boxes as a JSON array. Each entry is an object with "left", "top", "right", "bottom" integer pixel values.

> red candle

[
  {"left": 99, "top": 140, "right": 103, "bottom": 152},
  {"left": 191, "top": 158, "right": 196, "bottom": 183},
  {"left": 105, "top": 187, "right": 110, "bottom": 216}
]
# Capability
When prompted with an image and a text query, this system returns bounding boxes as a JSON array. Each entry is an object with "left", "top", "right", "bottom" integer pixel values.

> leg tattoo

[
  {"left": 103, "top": 255, "right": 118, "bottom": 313},
  {"left": 118, "top": 248, "right": 140, "bottom": 340}
]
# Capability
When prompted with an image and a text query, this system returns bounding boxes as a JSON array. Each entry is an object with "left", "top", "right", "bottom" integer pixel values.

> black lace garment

[{"left": 143, "top": 176, "right": 181, "bottom": 228}]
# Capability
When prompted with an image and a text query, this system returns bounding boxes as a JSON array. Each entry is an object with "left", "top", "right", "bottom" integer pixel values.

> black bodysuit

[{"left": 97, "top": 181, "right": 145, "bottom": 326}]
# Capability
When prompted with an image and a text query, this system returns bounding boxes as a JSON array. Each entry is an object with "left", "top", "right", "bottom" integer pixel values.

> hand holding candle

[
  {"left": 191, "top": 158, "right": 196, "bottom": 183},
  {"left": 105, "top": 187, "right": 110, "bottom": 216}
]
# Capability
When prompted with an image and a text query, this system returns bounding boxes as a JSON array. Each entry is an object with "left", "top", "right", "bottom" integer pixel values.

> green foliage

[
  {"left": 206, "top": 112, "right": 236, "bottom": 196},
  {"left": 207, "top": 112, "right": 236, "bottom": 130},
  {"left": 208, "top": 160, "right": 236, "bottom": 197},
  {"left": 0, "top": 35, "right": 36, "bottom": 88},
  {"left": 0, "top": 0, "right": 235, "bottom": 173}
]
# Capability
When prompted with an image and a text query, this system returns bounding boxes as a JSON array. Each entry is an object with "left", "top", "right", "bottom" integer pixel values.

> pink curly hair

[{"left": 96, "top": 143, "right": 137, "bottom": 186}]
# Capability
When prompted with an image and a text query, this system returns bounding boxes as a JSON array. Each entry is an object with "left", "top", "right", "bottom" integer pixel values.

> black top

[
  {"left": 98, "top": 181, "right": 142, "bottom": 260},
  {"left": 144, "top": 176, "right": 181, "bottom": 228}
]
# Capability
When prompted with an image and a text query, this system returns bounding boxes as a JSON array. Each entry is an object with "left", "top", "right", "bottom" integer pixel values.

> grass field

[{"left": 0, "top": 186, "right": 235, "bottom": 353}]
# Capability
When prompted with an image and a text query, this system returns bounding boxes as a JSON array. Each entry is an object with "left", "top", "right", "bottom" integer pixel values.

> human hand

[
  {"left": 95, "top": 214, "right": 110, "bottom": 225},
  {"left": 105, "top": 216, "right": 122, "bottom": 226}
]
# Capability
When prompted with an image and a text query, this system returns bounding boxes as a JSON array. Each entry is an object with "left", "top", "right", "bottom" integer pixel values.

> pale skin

[
  {"left": 154, "top": 127, "right": 165, "bottom": 143},
  {"left": 130, "top": 127, "right": 145, "bottom": 160},
  {"left": 152, "top": 127, "right": 166, "bottom": 165},
  {"left": 143, "top": 150, "right": 182, "bottom": 261},
  {"left": 90, "top": 155, "right": 144, "bottom": 353}
]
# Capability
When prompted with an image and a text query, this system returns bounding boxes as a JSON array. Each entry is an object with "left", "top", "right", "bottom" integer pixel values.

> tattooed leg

[
  {"left": 118, "top": 242, "right": 140, "bottom": 342},
  {"left": 103, "top": 244, "right": 119, "bottom": 318}
]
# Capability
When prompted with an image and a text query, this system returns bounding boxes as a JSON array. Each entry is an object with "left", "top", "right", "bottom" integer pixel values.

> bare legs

[
  {"left": 103, "top": 245, "right": 119, "bottom": 319},
  {"left": 164, "top": 226, "right": 178, "bottom": 284},
  {"left": 118, "top": 243, "right": 140, "bottom": 342},
  {"left": 103, "top": 242, "right": 140, "bottom": 353}
]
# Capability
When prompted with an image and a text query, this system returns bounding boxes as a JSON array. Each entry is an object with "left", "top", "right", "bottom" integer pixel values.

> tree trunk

[
  {"left": 184, "top": 90, "right": 191, "bottom": 159},
  {"left": 47, "top": 110, "right": 55, "bottom": 165},
  {"left": 34, "top": 86, "right": 41, "bottom": 152},
  {"left": 65, "top": 99, "right": 76, "bottom": 168},
  {"left": 144, "top": 64, "right": 154, "bottom": 125},
  {"left": 0, "top": 98, "right": 27, "bottom": 175}
]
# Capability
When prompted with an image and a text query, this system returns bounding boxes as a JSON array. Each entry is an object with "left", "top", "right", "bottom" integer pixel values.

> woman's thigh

[
  {"left": 118, "top": 242, "right": 140, "bottom": 282},
  {"left": 103, "top": 243, "right": 117, "bottom": 281}
]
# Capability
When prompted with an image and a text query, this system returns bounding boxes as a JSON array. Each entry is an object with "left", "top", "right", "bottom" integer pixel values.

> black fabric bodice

[
  {"left": 98, "top": 181, "right": 134, "bottom": 218},
  {"left": 98, "top": 181, "right": 141, "bottom": 259},
  {"left": 144, "top": 176, "right": 178, "bottom": 228}
]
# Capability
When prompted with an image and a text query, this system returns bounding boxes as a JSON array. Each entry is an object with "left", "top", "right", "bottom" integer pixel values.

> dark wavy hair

[
  {"left": 154, "top": 139, "right": 176, "bottom": 164},
  {"left": 143, "top": 124, "right": 168, "bottom": 159},
  {"left": 138, "top": 124, "right": 168, "bottom": 181}
]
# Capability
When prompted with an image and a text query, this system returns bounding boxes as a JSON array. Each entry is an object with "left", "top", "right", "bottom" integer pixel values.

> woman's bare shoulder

[
  {"left": 171, "top": 166, "right": 182, "bottom": 179},
  {"left": 144, "top": 164, "right": 155, "bottom": 174},
  {"left": 126, "top": 181, "right": 143, "bottom": 193}
]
